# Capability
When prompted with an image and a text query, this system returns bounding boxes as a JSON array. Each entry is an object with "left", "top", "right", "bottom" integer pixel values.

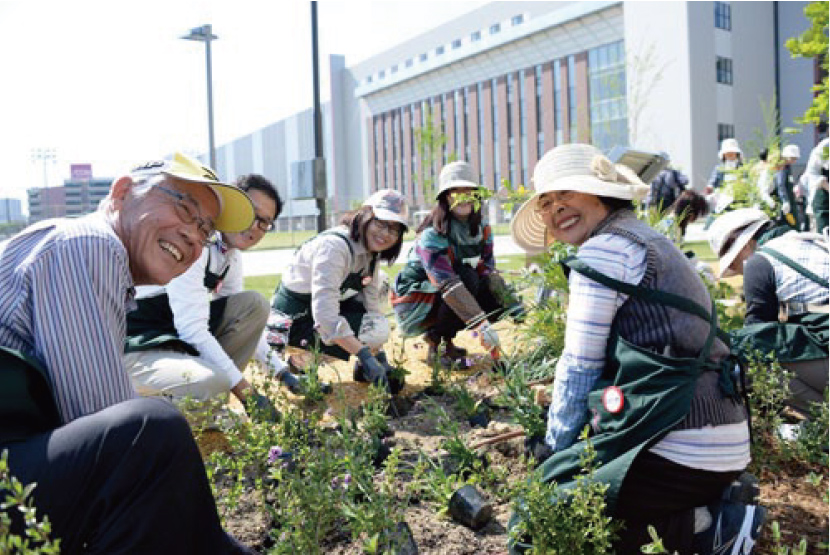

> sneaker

[
  {"left": 693, "top": 500, "right": 767, "bottom": 555},
  {"left": 722, "top": 472, "right": 760, "bottom": 505}
]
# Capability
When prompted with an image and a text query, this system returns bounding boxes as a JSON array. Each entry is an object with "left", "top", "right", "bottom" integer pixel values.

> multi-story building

[
  {"left": 27, "top": 178, "right": 111, "bottom": 223},
  {"left": 207, "top": 1, "right": 824, "bottom": 222},
  {"left": 0, "top": 198, "right": 25, "bottom": 224}
]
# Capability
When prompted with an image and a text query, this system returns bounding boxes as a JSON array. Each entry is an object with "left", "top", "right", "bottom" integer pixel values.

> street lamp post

[{"left": 181, "top": 24, "right": 218, "bottom": 170}]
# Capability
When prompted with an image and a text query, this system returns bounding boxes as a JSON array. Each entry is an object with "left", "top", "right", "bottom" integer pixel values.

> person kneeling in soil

[
  {"left": 392, "top": 161, "right": 524, "bottom": 370},
  {"left": 708, "top": 208, "right": 829, "bottom": 418},
  {"left": 0, "top": 152, "right": 257, "bottom": 553},
  {"left": 124, "top": 173, "right": 288, "bottom": 424},
  {"left": 509, "top": 144, "right": 761, "bottom": 554},
  {"left": 270, "top": 189, "right": 409, "bottom": 394}
]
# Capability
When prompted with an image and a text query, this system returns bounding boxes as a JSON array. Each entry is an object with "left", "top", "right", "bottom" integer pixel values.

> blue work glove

[
  {"left": 247, "top": 391, "right": 280, "bottom": 423},
  {"left": 357, "top": 346, "right": 389, "bottom": 391}
]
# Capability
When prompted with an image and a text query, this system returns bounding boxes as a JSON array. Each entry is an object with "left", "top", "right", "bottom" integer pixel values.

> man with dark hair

[
  {"left": 648, "top": 166, "right": 689, "bottom": 214},
  {"left": 124, "top": 173, "right": 301, "bottom": 414},
  {"left": 0, "top": 152, "right": 257, "bottom": 553}
]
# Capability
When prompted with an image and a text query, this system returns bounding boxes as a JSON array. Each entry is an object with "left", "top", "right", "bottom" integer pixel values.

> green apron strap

[
  {"left": 758, "top": 247, "right": 830, "bottom": 288},
  {"left": 563, "top": 256, "right": 714, "bottom": 323}
]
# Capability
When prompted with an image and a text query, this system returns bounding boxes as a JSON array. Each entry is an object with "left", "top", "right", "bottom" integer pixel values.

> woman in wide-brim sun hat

[{"left": 508, "top": 143, "right": 753, "bottom": 555}]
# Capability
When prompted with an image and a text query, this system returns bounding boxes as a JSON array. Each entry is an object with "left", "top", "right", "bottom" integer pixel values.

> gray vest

[{"left": 591, "top": 209, "right": 746, "bottom": 429}]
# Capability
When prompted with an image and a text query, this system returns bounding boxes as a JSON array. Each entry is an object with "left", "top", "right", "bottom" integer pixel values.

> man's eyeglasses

[
  {"left": 154, "top": 185, "right": 216, "bottom": 246},
  {"left": 371, "top": 218, "right": 403, "bottom": 238},
  {"left": 253, "top": 214, "right": 276, "bottom": 232}
]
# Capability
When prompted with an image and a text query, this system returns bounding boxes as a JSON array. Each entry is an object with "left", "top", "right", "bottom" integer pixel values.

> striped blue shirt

[{"left": 0, "top": 212, "right": 137, "bottom": 423}]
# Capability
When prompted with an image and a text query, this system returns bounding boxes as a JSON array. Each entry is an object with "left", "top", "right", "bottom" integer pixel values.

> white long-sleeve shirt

[
  {"left": 280, "top": 226, "right": 382, "bottom": 344},
  {"left": 136, "top": 238, "right": 248, "bottom": 388}
]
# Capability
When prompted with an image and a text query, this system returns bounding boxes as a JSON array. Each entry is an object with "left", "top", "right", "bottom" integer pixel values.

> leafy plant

[
  {"left": 0, "top": 449, "right": 61, "bottom": 554},
  {"left": 497, "top": 362, "right": 547, "bottom": 439},
  {"left": 769, "top": 520, "right": 809, "bottom": 555},
  {"left": 448, "top": 382, "right": 485, "bottom": 420},
  {"left": 509, "top": 428, "right": 621, "bottom": 554},
  {"left": 424, "top": 399, "right": 484, "bottom": 478}
]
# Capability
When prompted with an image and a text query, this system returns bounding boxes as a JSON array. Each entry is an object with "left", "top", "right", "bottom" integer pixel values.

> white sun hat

[
  {"left": 435, "top": 161, "right": 480, "bottom": 200},
  {"left": 707, "top": 208, "right": 770, "bottom": 278},
  {"left": 510, "top": 143, "right": 649, "bottom": 254},
  {"left": 363, "top": 188, "right": 410, "bottom": 228},
  {"left": 782, "top": 144, "right": 801, "bottom": 160},
  {"left": 718, "top": 138, "right": 743, "bottom": 159}
]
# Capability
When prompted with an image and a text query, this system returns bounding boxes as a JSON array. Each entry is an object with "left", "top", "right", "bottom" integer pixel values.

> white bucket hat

[
  {"left": 782, "top": 144, "right": 801, "bottom": 160},
  {"left": 363, "top": 188, "right": 410, "bottom": 228},
  {"left": 435, "top": 161, "right": 479, "bottom": 200},
  {"left": 707, "top": 208, "right": 769, "bottom": 278},
  {"left": 510, "top": 143, "right": 649, "bottom": 254},
  {"left": 718, "top": 138, "right": 743, "bottom": 159}
]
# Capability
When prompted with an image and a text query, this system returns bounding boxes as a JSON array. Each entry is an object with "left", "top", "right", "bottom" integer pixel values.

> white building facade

[{"left": 211, "top": 1, "right": 821, "bottom": 224}]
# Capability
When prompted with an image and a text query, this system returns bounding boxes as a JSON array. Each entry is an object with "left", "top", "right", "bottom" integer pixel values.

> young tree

[
  {"left": 785, "top": 1, "right": 828, "bottom": 125},
  {"left": 412, "top": 106, "right": 450, "bottom": 206}
]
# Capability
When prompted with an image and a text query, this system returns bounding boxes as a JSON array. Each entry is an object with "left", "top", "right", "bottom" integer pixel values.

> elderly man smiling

[{"left": 0, "top": 153, "right": 257, "bottom": 554}]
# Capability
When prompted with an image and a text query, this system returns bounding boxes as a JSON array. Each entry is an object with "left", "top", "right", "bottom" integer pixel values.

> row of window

[
  {"left": 716, "top": 56, "right": 733, "bottom": 85},
  {"left": 364, "top": 13, "right": 526, "bottom": 85},
  {"left": 370, "top": 40, "right": 628, "bottom": 195}
]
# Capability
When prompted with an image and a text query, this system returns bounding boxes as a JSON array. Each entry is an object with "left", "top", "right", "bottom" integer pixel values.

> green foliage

[
  {"left": 412, "top": 107, "right": 450, "bottom": 202},
  {"left": 496, "top": 362, "right": 547, "bottom": 439},
  {"left": 785, "top": 1, "right": 829, "bottom": 125},
  {"left": 448, "top": 381, "right": 484, "bottom": 420},
  {"left": 509, "top": 428, "right": 621, "bottom": 554},
  {"left": 497, "top": 178, "right": 532, "bottom": 214},
  {"left": 424, "top": 399, "right": 484, "bottom": 478},
  {"left": 769, "top": 520, "right": 809, "bottom": 555},
  {"left": 449, "top": 186, "right": 493, "bottom": 213},
  {"left": 0, "top": 450, "right": 61, "bottom": 555},
  {"left": 639, "top": 525, "right": 674, "bottom": 554},
  {"left": 705, "top": 280, "right": 745, "bottom": 332}
]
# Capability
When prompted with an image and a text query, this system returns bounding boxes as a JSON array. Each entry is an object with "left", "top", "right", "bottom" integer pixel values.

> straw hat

[
  {"left": 718, "top": 138, "right": 743, "bottom": 159},
  {"left": 707, "top": 208, "right": 769, "bottom": 278},
  {"left": 435, "top": 161, "right": 479, "bottom": 200},
  {"left": 364, "top": 189, "right": 410, "bottom": 228},
  {"left": 510, "top": 143, "right": 649, "bottom": 254},
  {"left": 129, "top": 152, "right": 254, "bottom": 233}
]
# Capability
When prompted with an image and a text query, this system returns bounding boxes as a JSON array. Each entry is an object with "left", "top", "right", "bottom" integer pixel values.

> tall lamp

[{"left": 181, "top": 24, "right": 218, "bottom": 170}]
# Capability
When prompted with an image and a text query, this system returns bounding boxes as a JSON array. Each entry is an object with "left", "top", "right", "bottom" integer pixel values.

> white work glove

[
  {"left": 476, "top": 321, "right": 500, "bottom": 350},
  {"left": 782, "top": 201, "right": 791, "bottom": 214}
]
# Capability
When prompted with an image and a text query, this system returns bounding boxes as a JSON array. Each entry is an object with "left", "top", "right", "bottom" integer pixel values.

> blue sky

[{"left": 0, "top": 1, "right": 485, "bottom": 207}]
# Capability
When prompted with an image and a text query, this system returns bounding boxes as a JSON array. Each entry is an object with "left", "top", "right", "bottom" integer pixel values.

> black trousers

[
  {"left": 425, "top": 266, "right": 505, "bottom": 342},
  {"left": 613, "top": 451, "right": 740, "bottom": 554},
  {"left": 2, "top": 398, "right": 254, "bottom": 555}
]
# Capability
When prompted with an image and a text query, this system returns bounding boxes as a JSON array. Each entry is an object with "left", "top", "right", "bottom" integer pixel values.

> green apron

[
  {"left": 125, "top": 249, "right": 229, "bottom": 354},
  {"left": 0, "top": 346, "right": 61, "bottom": 444},
  {"left": 509, "top": 256, "right": 733, "bottom": 553},
  {"left": 271, "top": 231, "right": 375, "bottom": 360},
  {"left": 730, "top": 247, "right": 829, "bottom": 364}
]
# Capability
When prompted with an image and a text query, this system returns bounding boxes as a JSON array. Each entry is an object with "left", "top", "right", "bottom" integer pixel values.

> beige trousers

[{"left": 125, "top": 291, "right": 269, "bottom": 402}]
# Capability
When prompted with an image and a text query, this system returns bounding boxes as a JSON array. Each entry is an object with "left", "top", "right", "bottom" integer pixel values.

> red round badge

[{"left": 602, "top": 386, "right": 624, "bottom": 414}]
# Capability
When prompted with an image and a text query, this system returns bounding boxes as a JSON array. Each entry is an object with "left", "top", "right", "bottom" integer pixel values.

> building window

[
  {"left": 511, "top": 14, "right": 524, "bottom": 26},
  {"left": 379, "top": 70, "right": 385, "bottom": 79},
  {"left": 519, "top": 69, "right": 528, "bottom": 186},
  {"left": 490, "top": 23, "right": 500, "bottom": 35},
  {"left": 492, "top": 78, "right": 500, "bottom": 187},
  {"left": 553, "top": 61, "right": 563, "bottom": 145},
  {"left": 419, "top": 53, "right": 428, "bottom": 62},
  {"left": 471, "top": 30, "right": 481, "bottom": 42},
  {"left": 535, "top": 65, "right": 543, "bottom": 155},
  {"left": 391, "top": 64, "right": 398, "bottom": 74},
  {"left": 718, "top": 123, "right": 735, "bottom": 143},
  {"left": 452, "top": 39, "right": 462, "bottom": 49},
  {"left": 567, "top": 55, "right": 577, "bottom": 143},
  {"left": 405, "top": 58, "right": 413, "bottom": 68},
  {"left": 366, "top": 75, "right": 373, "bottom": 84},
  {"left": 716, "top": 56, "right": 733, "bottom": 85},
  {"left": 436, "top": 45, "right": 445, "bottom": 56},
  {"left": 714, "top": 2, "right": 732, "bottom": 31},
  {"left": 588, "top": 40, "right": 628, "bottom": 151}
]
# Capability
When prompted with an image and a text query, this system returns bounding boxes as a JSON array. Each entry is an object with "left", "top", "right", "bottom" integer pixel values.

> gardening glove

[
  {"left": 440, "top": 278, "right": 486, "bottom": 327},
  {"left": 247, "top": 392, "right": 280, "bottom": 423},
  {"left": 476, "top": 321, "right": 500, "bottom": 350},
  {"left": 356, "top": 346, "right": 389, "bottom": 391},
  {"left": 375, "top": 351, "right": 405, "bottom": 395}
]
